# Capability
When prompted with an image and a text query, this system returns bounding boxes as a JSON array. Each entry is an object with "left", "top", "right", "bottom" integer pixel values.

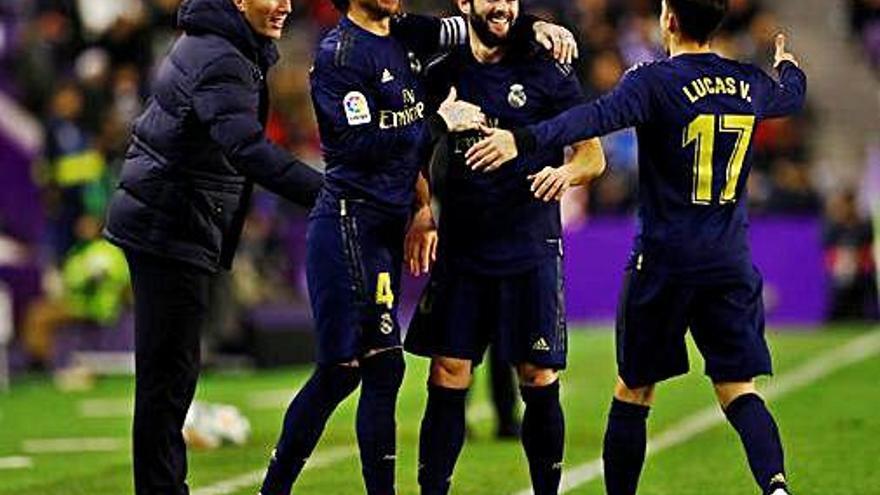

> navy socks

[
  {"left": 602, "top": 398, "right": 650, "bottom": 495},
  {"left": 602, "top": 393, "right": 786, "bottom": 495},
  {"left": 724, "top": 393, "right": 787, "bottom": 494},
  {"left": 357, "top": 349, "right": 406, "bottom": 495},
  {"left": 520, "top": 380, "right": 565, "bottom": 495},
  {"left": 417, "top": 383, "right": 469, "bottom": 495},
  {"left": 260, "top": 364, "right": 360, "bottom": 495}
]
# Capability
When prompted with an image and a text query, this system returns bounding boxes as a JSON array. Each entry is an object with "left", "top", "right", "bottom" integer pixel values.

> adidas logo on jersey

[
  {"left": 532, "top": 338, "right": 550, "bottom": 351},
  {"left": 381, "top": 68, "right": 395, "bottom": 83}
]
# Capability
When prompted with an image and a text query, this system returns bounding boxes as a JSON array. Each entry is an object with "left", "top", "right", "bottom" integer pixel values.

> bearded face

[{"left": 468, "top": 0, "right": 519, "bottom": 48}]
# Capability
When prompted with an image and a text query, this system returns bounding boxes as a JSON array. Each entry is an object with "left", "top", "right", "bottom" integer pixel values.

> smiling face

[
  {"left": 460, "top": 0, "right": 519, "bottom": 48},
  {"left": 233, "top": 0, "right": 292, "bottom": 40}
]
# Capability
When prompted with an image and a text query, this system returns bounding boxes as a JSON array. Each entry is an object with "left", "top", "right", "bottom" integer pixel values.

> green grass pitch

[{"left": 1, "top": 325, "right": 878, "bottom": 494}]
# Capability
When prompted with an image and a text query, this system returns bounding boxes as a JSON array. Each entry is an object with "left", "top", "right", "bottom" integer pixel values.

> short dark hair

[
  {"left": 331, "top": 0, "right": 349, "bottom": 11},
  {"left": 666, "top": 0, "right": 728, "bottom": 44}
]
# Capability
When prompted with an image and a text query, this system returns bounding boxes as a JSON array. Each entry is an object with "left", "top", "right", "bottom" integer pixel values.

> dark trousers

[{"left": 126, "top": 250, "right": 212, "bottom": 495}]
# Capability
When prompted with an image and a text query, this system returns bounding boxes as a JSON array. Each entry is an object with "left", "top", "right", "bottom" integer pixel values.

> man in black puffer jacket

[{"left": 103, "top": 0, "right": 321, "bottom": 493}]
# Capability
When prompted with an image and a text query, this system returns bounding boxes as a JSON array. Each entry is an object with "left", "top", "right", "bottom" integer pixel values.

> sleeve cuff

[
  {"left": 774, "top": 60, "right": 799, "bottom": 71},
  {"left": 512, "top": 127, "right": 537, "bottom": 156}
]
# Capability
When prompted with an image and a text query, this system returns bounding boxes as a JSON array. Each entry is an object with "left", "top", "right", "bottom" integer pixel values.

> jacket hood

[{"left": 178, "top": 0, "right": 279, "bottom": 68}]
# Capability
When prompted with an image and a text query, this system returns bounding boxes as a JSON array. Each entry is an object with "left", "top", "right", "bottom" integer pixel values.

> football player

[{"left": 404, "top": 0, "right": 605, "bottom": 493}]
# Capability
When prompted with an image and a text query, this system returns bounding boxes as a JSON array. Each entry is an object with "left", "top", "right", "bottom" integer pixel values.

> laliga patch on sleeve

[{"left": 343, "top": 91, "right": 372, "bottom": 126}]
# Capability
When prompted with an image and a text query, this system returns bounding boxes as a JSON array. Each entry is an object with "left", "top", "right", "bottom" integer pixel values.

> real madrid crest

[
  {"left": 508, "top": 84, "right": 527, "bottom": 109},
  {"left": 408, "top": 51, "right": 422, "bottom": 75},
  {"left": 380, "top": 313, "right": 394, "bottom": 335}
]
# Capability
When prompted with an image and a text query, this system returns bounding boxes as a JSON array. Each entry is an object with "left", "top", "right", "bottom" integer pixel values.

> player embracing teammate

[
  {"left": 403, "top": 1, "right": 605, "bottom": 494},
  {"left": 468, "top": 1, "right": 807, "bottom": 494}
]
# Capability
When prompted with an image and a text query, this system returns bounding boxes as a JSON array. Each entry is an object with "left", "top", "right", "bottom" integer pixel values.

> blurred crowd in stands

[
  {"left": 0, "top": 0, "right": 876, "bottom": 372},
  {"left": 851, "top": 0, "right": 880, "bottom": 70}
]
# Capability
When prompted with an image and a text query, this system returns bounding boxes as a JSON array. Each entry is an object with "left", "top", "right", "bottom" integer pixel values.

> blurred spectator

[
  {"left": 823, "top": 191, "right": 879, "bottom": 320},
  {"left": 589, "top": 171, "right": 637, "bottom": 215},
  {"left": 720, "top": 0, "right": 761, "bottom": 35},
  {"left": 764, "top": 160, "right": 822, "bottom": 214},
  {"left": 21, "top": 215, "right": 129, "bottom": 367},
  {"left": 40, "top": 81, "right": 111, "bottom": 260},
  {"left": 850, "top": 0, "right": 880, "bottom": 69}
]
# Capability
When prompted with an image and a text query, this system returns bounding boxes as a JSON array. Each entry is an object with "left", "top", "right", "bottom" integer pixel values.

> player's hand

[
  {"left": 534, "top": 21, "right": 579, "bottom": 65},
  {"left": 404, "top": 205, "right": 438, "bottom": 276},
  {"left": 773, "top": 33, "right": 799, "bottom": 68},
  {"left": 437, "top": 87, "right": 485, "bottom": 132},
  {"left": 528, "top": 165, "right": 574, "bottom": 202},
  {"left": 466, "top": 126, "right": 519, "bottom": 172}
]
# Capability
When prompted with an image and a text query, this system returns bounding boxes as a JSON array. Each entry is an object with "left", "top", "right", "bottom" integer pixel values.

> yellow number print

[
  {"left": 719, "top": 115, "right": 755, "bottom": 203},
  {"left": 683, "top": 114, "right": 756, "bottom": 204},
  {"left": 684, "top": 114, "right": 715, "bottom": 204},
  {"left": 375, "top": 272, "right": 394, "bottom": 309}
]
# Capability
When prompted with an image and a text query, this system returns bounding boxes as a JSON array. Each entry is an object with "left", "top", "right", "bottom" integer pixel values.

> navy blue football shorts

[
  {"left": 306, "top": 198, "right": 407, "bottom": 364},
  {"left": 615, "top": 265, "right": 772, "bottom": 388},
  {"left": 405, "top": 247, "right": 567, "bottom": 370}
]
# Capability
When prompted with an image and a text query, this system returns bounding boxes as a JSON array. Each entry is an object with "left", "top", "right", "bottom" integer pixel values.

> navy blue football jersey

[
  {"left": 518, "top": 54, "right": 807, "bottom": 279},
  {"left": 427, "top": 46, "right": 584, "bottom": 275},
  {"left": 310, "top": 16, "right": 439, "bottom": 215}
]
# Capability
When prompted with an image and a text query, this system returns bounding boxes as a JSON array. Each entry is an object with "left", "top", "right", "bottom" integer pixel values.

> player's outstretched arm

[
  {"left": 405, "top": 172, "right": 437, "bottom": 276},
  {"left": 528, "top": 138, "right": 606, "bottom": 202},
  {"left": 192, "top": 55, "right": 323, "bottom": 207},
  {"left": 757, "top": 33, "right": 807, "bottom": 119},
  {"left": 466, "top": 65, "right": 653, "bottom": 171}
]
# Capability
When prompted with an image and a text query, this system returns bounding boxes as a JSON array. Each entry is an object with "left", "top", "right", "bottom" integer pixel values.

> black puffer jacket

[{"left": 105, "top": 0, "right": 322, "bottom": 272}]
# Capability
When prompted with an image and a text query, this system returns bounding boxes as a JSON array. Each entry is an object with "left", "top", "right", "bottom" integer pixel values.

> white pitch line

[
  {"left": 0, "top": 456, "right": 33, "bottom": 469},
  {"left": 245, "top": 389, "right": 299, "bottom": 410},
  {"left": 512, "top": 328, "right": 880, "bottom": 495},
  {"left": 78, "top": 398, "right": 132, "bottom": 418},
  {"left": 468, "top": 402, "right": 494, "bottom": 422},
  {"left": 191, "top": 445, "right": 358, "bottom": 495},
  {"left": 194, "top": 398, "right": 496, "bottom": 495},
  {"left": 22, "top": 437, "right": 127, "bottom": 454},
  {"left": 77, "top": 389, "right": 303, "bottom": 417}
]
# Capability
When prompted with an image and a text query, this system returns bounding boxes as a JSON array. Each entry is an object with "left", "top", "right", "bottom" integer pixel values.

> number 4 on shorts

[{"left": 375, "top": 272, "right": 394, "bottom": 309}]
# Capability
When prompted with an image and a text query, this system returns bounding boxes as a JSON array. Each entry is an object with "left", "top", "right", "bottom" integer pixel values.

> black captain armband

[{"left": 512, "top": 128, "right": 538, "bottom": 156}]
